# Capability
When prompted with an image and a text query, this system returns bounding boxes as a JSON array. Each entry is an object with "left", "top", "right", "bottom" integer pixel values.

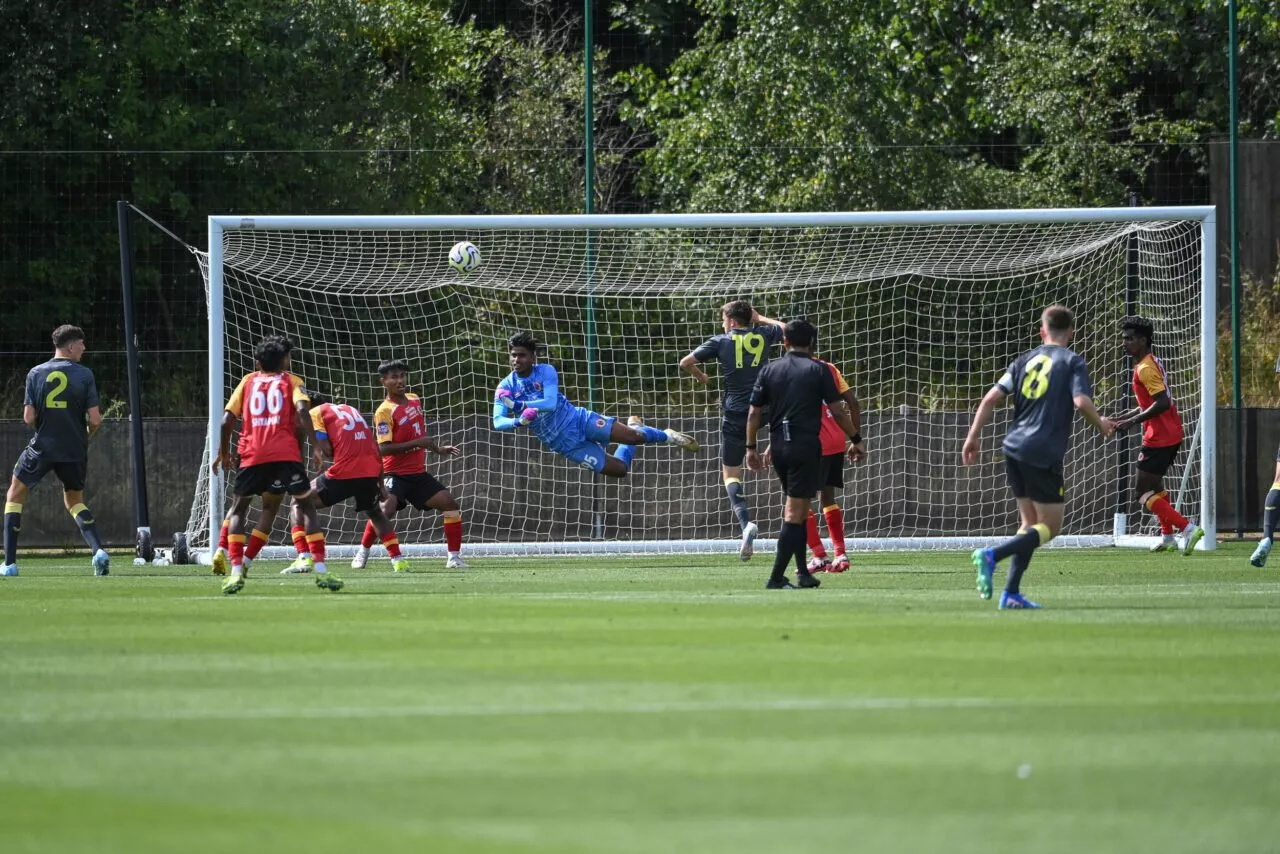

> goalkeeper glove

[
  {"left": 518, "top": 407, "right": 538, "bottom": 426},
  {"left": 496, "top": 388, "right": 516, "bottom": 412}
]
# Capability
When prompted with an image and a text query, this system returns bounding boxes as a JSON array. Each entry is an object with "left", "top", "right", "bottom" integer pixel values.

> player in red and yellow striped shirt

[
  {"left": 1103, "top": 317, "right": 1203, "bottom": 555},
  {"left": 210, "top": 335, "right": 343, "bottom": 594},
  {"left": 805, "top": 358, "right": 866, "bottom": 573}
]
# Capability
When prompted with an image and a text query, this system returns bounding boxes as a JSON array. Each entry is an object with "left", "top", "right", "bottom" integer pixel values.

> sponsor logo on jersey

[{"left": 377, "top": 422, "right": 391, "bottom": 436}]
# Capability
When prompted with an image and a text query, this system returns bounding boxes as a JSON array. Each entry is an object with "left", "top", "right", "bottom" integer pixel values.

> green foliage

[{"left": 1220, "top": 270, "right": 1280, "bottom": 406}]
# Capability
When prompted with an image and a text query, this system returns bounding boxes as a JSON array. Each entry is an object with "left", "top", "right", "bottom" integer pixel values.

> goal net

[{"left": 184, "top": 210, "right": 1216, "bottom": 561}]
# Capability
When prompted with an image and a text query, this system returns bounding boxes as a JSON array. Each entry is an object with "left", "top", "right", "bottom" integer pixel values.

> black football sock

[
  {"left": 69, "top": 502, "right": 102, "bottom": 552},
  {"left": 3, "top": 502, "right": 21, "bottom": 565},
  {"left": 725, "top": 479, "right": 751, "bottom": 531},
  {"left": 991, "top": 526, "right": 1041, "bottom": 563},
  {"left": 1005, "top": 549, "right": 1036, "bottom": 595},
  {"left": 1263, "top": 484, "right": 1280, "bottom": 541}
]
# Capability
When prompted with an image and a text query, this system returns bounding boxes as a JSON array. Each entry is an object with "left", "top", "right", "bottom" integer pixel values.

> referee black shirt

[{"left": 749, "top": 350, "right": 844, "bottom": 452}]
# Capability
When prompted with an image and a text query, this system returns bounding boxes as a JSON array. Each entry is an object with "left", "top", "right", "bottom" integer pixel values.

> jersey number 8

[{"left": 1020, "top": 354, "right": 1053, "bottom": 401}]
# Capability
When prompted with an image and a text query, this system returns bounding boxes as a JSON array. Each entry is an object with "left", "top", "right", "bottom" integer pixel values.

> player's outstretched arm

[
  {"left": 493, "top": 395, "right": 519, "bottom": 431},
  {"left": 962, "top": 386, "right": 1007, "bottom": 465},
  {"left": 678, "top": 352, "right": 710, "bottom": 385},
  {"left": 1074, "top": 394, "right": 1114, "bottom": 438}
]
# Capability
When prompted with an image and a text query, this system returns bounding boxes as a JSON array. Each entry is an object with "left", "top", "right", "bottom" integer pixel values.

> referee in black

[{"left": 745, "top": 319, "right": 861, "bottom": 589}]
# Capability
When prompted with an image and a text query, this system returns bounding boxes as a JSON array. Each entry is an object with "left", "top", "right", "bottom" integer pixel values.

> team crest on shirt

[
  {"left": 377, "top": 422, "right": 391, "bottom": 436},
  {"left": 595, "top": 418, "right": 606, "bottom": 428}
]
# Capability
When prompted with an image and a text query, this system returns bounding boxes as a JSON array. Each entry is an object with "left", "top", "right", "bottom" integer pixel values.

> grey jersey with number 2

[{"left": 996, "top": 344, "right": 1093, "bottom": 466}]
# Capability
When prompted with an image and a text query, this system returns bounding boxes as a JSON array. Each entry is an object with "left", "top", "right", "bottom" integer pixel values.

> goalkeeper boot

[
  {"left": 315, "top": 572, "right": 344, "bottom": 592},
  {"left": 211, "top": 547, "right": 229, "bottom": 576},
  {"left": 445, "top": 553, "right": 468, "bottom": 570},
  {"left": 1150, "top": 534, "right": 1177, "bottom": 553},
  {"left": 830, "top": 554, "right": 851, "bottom": 574},
  {"left": 351, "top": 546, "right": 370, "bottom": 570},
  {"left": 972, "top": 548, "right": 996, "bottom": 600},
  {"left": 999, "top": 591, "right": 1041, "bottom": 610},
  {"left": 807, "top": 555, "right": 832, "bottom": 574},
  {"left": 0, "top": 563, "right": 18, "bottom": 577},
  {"left": 221, "top": 573, "right": 245, "bottom": 595},
  {"left": 281, "top": 554, "right": 314, "bottom": 575},
  {"left": 663, "top": 428, "right": 700, "bottom": 452},
  {"left": 92, "top": 549, "right": 110, "bottom": 577},
  {"left": 1179, "top": 523, "right": 1204, "bottom": 556},
  {"left": 1250, "top": 538, "right": 1271, "bottom": 568},
  {"left": 739, "top": 521, "right": 758, "bottom": 562},
  {"left": 391, "top": 557, "right": 411, "bottom": 573}
]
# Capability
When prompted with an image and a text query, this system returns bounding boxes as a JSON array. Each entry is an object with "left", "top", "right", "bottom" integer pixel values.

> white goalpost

[{"left": 184, "top": 208, "right": 1216, "bottom": 562}]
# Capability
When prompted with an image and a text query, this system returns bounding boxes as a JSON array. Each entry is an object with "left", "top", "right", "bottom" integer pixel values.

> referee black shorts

[
  {"left": 771, "top": 443, "right": 825, "bottom": 499},
  {"left": 1004, "top": 457, "right": 1064, "bottom": 504}
]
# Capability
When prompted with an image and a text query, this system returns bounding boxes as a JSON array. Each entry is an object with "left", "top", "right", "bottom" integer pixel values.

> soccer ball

[{"left": 448, "top": 241, "right": 482, "bottom": 274}]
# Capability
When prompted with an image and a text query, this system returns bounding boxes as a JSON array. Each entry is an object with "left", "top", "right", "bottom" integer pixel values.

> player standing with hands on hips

[{"left": 745, "top": 319, "right": 863, "bottom": 590}]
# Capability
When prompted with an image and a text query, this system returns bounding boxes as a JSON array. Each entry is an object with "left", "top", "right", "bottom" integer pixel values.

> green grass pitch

[{"left": 1, "top": 545, "right": 1278, "bottom": 853}]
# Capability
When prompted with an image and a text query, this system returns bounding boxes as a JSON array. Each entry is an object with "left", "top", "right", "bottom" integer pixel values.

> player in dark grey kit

[
  {"left": 679, "top": 300, "right": 785, "bottom": 560},
  {"left": 745, "top": 318, "right": 860, "bottom": 590},
  {"left": 962, "top": 305, "right": 1113, "bottom": 609},
  {"left": 3, "top": 325, "right": 108, "bottom": 576}
]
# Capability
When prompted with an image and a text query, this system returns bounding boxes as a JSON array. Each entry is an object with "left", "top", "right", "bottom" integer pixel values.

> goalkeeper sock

[
  {"left": 991, "top": 525, "right": 1043, "bottom": 563},
  {"left": 361, "top": 521, "right": 378, "bottom": 550},
  {"left": 1264, "top": 482, "right": 1280, "bottom": 541},
  {"left": 381, "top": 530, "right": 402, "bottom": 559},
  {"left": 823, "top": 503, "right": 846, "bottom": 555},
  {"left": 306, "top": 532, "right": 327, "bottom": 573},
  {"left": 218, "top": 518, "right": 229, "bottom": 552},
  {"left": 637, "top": 425, "right": 668, "bottom": 444},
  {"left": 69, "top": 503, "right": 102, "bottom": 552},
  {"left": 291, "top": 525, "right": 308, "bottom": 556},
  {"left": 245, "top": 529, "right": 269, "bottom": 561},
  {"left": 3, "top": 502, "right": 21, "bottom": 565},
  {"left": 806, "top": 510, "right": 827, "bottom": 559},
  {"left": 228, "top": 533, "right": 246, "bottom": 571},
  {"left": 613, "top": 443, "right": 637, "bottom": 469},
  {"left": 1142, "top": 490, "right": 1189, "bottom": 532},
  {"left": 1005, "top": 549, "right": 1034, "bottom": 595},
  {"left": 443, "top": 511, "right": 463, "bottom": 553},
  {"left": 724, "top": 479, "right": 751, "bottom": 531}
]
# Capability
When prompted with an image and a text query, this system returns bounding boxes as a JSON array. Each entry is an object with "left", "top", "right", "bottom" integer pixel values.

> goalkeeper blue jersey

[{"left": 494, "top": 363, "right": 580, "bottom": 449}]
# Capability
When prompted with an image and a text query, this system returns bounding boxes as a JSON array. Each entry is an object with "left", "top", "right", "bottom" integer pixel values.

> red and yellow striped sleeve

[{"left": 224, "top": 374, "right": 252, "bottom": 417}]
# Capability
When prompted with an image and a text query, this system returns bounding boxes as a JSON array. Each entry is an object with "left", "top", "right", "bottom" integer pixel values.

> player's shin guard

[
  {"left": 443, "top": 511, "right": 463, "bottom": 554},
  {"left": 381, "top": 530, "right": 402, "bottom": 559},
  {"left": 612, "top": 443, "right": 637, "bottom": 469},
  {"left": 245, "top": 529, "right": 269, "bottom": 562},
  {"left": 306, "top": 532, "right": 327, "bottom": 572},
  {"left": 3, "top": 502, "right": 21, "bottom": 565},
  {"left": 823, "top": 504, "right": 846, "bottom": 555},
  {"left": 68, "top": 503, "right": 102, "bottom": 552},
  {"left": 291, "top": 525, "right": 308, "bottom": 556},
  {"left": 360, "top": 521, "right": 378, "bottom": 549},
  {"left": 724, "top": 478, "right": 751, "bottom": 531},
  {"left": 805, "top": 510, "right": 827, "bottom": 559},
  {"left": 1262, "top": 482, "right": 1280, "bottom": 541},
  {"left": 1142, "top": 490, "right": 1189, "bottom": 532},
  {"left": 228, "top": 533, "right": 247, "bottom": 571}
]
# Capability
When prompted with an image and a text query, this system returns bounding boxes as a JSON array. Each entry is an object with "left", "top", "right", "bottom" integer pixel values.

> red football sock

[
  {"left": 361, "top": 521, "right": 378, "bottom": 549},
  {"left": 1146, "top": 490, "right": 1189, "bottom": 532},
  {"left": 444, "top": 513, "right": 463, "bottom": 553},
  {"left": 291, "top": 525, "right": 308, "bottom": 555},
  {"left": 245, "top": 528, "right": 269, "bottom": 561},
  {"left": 307, "top": 532, "right": 326, "bottom": 565},
  {"left": 1160, "top": 519, "right": 1174, "bottom": 536},
  {"left": 806, "top": 510, "right": 826, "bottom": 559},
  {"left": 218, "top": 518, "right": 230, "bottom": 551},
  {"left": 823, "top": 503, "right": 846, "bottom": 555},
  {"left": 381, "top": 530, "right": 402, "bottom": 559},
  {"left": 228, "top": 533, "right": 246, "bottom": 569}
]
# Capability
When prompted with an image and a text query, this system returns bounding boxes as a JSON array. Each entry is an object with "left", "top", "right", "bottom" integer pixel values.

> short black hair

[
  {"left": 304, "top": 388, "right": 330, "bottom": 407},
  {"left": 1121, "top": 315, "right": 1154, "bottom": 347},
  {"left": 255, "top": 334, "right": 292, "bottom": 372},
  {"left": 722, "top": 300, "right": 754, "bottom": 326},
  {"left": 783, "top": 318, "right": 816, "bottom": 349},
  {"left": 508, "top": 331, "right": 539, "bottom": 353},
  {"left": 52, "top": 325, "right": 84, "bottom": 349},
  {"left": 378, "top": 359, "right": 409, "bottom": 376},
  {"left": 1042, "top": 305, "right": 1075, "bottom": 334}
]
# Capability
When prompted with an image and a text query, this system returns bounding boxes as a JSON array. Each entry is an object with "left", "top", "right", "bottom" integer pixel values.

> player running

[
  {"left": 963, "top": 305, "right": 1113, "bottom": 609},
  {"left": 211, "top": 335, "right": 342, "bottom": 594},
  {"left": 283, "top": 394, "right": 407, "bottom": 573},
  {"left": 680, "top": 301, "right": 785, "bottom": 559},
  {"left": 494, "top": 331, "right": 700, "bottom": 478},
  {"left": 3, "top": 325, "right": 109, "bottom": 577},
  {"left": 1102, "top": 316, "right": 1202, "bottom": 556},
  {"left": 351, "top": 360, "right": 466, "bottom": 570}
]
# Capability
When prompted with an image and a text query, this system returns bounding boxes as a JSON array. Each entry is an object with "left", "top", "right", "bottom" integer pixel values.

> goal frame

[{"left": 204, "top": 207, "right": 1218, "bottom": 558}]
